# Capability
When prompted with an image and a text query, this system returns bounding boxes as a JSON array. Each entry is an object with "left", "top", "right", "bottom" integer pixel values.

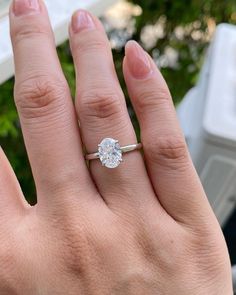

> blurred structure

[
  {"left": 233, "top": 265, "right": 236, "bottom": 294},
  {"left": 0, "top": 0, "right": 10, "bottom": 18},
  {"left": 0, "top": 0, "right": 117, "bottom": 83},
  {"left": 178, "top": 24, "right": 236, "bottom": 227}
]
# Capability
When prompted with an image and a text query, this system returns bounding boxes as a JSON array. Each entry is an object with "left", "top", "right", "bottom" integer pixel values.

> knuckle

[
  {"left": 135, "top": 86, "right": 171, "bottom": 113},
  {"left": 72, "top": 31, "right": 108, "bottom": 55},
  {"left": 59, "top": 214, "right": 117, "bottom": 277},
  {"left": 60, "top": 219, "right": 97, "bottom": 276},
  {"left": 78, "top": 89, "right": 123, "bottom": 121},
  {"left": 15, "top": 75, "right": 69, "bottom": 119},
  {"left": 11, "top": 22, "right": 51, "bottom": 45},
  {"left": 134, "top": 222, "right": 187, "bottom": 273},
  {"left": 146, "top": 136, "right": 188, "bottom": 167},
  {"left": 157, "top": 136, "right": 187, "bottom": 160},
  {"left": 135, "top": 231, "right": 158, "bottom": 265}
]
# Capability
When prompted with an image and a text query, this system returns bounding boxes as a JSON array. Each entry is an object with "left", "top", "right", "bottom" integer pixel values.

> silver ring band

[{"left": 85, "top": 138, "right": 142, "bottom": 169}]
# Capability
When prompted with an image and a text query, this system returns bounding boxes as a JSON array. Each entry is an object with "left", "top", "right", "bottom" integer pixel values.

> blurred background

[{"left": 0, "top": 0, "right": 236, "bottom": 268}]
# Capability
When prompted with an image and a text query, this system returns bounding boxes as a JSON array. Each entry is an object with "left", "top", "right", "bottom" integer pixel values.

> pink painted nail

[
  {"left": 13, "top": 0, "right": 40, "bottom": 16},
  {"left": 72, "top": 10, "right": 96, "bottom": 33},
  {"left": 125, "top": 41, "right": 152, "bottom": 79}
]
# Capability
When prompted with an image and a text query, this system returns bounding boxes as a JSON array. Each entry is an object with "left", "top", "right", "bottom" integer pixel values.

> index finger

[{"left": 9, "top": 0, "right": 95, "bottom": 206}]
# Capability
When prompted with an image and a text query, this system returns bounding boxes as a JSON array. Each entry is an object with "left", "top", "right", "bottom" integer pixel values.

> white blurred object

[
  {"left": 0, "top": 0, "right": 117, "bottom": 83},
  {"left": 233, "top": 265, "right": 236, "bottom": 293},
  {"left": 0, "top": 0, "right": 10, "bottom": 17},
  {"left": 177, "top": 24, "right": 236, "bottom": 227}
]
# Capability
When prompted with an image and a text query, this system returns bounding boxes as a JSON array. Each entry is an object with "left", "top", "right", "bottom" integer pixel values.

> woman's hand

[{"left": 0, "top": 0, "right": 232, "bottom": 294}]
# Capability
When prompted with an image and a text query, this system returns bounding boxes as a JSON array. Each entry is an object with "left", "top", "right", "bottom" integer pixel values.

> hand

[{"left": 0, "top": 1, "right": 232, "bottom": 294}]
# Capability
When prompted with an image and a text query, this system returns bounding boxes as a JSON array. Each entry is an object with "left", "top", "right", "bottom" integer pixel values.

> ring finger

[{"left": 69, "top": 10, "right": 155, "bottom": 209}]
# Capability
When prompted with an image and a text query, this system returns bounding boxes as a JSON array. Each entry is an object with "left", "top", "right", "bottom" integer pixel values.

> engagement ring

[{"left": 85, "top": 138, "right": 142, "bottom": 169}]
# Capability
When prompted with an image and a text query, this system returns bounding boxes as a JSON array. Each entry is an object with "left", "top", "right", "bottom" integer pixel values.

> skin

[{"left": 0, "top": 0, "right": 233, "bottom": 294}]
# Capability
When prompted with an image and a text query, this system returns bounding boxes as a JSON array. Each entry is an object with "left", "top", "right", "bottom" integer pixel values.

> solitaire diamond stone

[{"left": 98, "top": 138, "right": 122, "bottom": 169}]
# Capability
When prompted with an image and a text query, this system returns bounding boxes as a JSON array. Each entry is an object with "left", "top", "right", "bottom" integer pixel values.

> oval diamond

[{"left": 98, "top": 138, "right": 122, "bottom": 169}]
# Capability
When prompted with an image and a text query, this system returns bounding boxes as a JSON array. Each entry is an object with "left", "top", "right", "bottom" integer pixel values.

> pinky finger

[{"left": 123, "top": 41, "right": 214, "bottom": 226}]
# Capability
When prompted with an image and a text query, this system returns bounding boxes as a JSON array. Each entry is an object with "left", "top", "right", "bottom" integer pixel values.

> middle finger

[{"left": 69, "top": 10, "right": 155, "bottom": 208}]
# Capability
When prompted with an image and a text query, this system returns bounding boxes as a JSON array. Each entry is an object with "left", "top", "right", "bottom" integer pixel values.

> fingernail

[
  {"left": 125, "top": 41, "right": 152, "bottom": 79},
  {"left": 13, "top": 0, "right": 40, "bottom": 16},
  {"left": 72, "top": 10, "right": 96, "bottom": 33}
]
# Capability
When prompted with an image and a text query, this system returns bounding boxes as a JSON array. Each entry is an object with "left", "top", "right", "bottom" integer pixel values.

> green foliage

[
  {"left": 127, "top": 0, "right": 236, "bottom": 104},
  {"left": 0, "top": 0, "right": 235, "bottom": 203}
]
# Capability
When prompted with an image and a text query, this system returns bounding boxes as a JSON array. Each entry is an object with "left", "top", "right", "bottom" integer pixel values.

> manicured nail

[
  {"left": 125, "top": 41, "right": 152, "bottom": 79},
  {"left": 13, "top": 0, "right": 40, "bottom": 16},
  {"left": 72, "top": 10, "right": 96, "bottom": 33}
]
